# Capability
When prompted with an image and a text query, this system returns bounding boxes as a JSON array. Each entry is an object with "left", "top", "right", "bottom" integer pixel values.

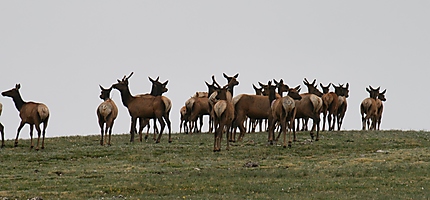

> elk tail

[{"left": 37, "top": 104, "right": 50, "bottom": 121}]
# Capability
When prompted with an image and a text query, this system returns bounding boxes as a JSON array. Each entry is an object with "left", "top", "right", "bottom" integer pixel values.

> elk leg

[
  {"left": 99, "top": 120, "right": 105, "bottom": 145},
  {"left": 130, "top": 117, "right": 138, "bottom": 142},
  {"left": 35, "top": 124, "right": 42, "bottom": 151},
  {"left": 164, "top": 113, "right": 172, "bottom": 143},
  {"left": 0, "top": 123, "right": 4, "bottom": 148},
  {"left": 107, "top": 120, "right": 114, "bottom": 146},
  {"left": 155, "top": 116, "right": 165, "bottom": 143},
  {"left": 15, "top": 121, "right": 26, "bottom": 147}
]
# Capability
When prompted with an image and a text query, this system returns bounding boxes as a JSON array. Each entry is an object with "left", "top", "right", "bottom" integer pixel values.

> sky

[{"left": 0, "top": 1, "right": 429, "bottom": 140}]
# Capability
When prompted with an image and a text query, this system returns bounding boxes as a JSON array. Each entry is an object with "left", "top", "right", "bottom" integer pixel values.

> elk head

[
  {"left": 366, "top": 85, "right": 380, "bottom": 99},
  {"left": 149, "top": 76, "right": 168, "bottom": 96},
  {"left": 2, "top": 83, "right": 21, "bottom": 98},
  {"left": 273, "top": 79, "right": 289, "bottom": 96},
  {"left": 99, "top": 85, "right": 113, "bottom": 101},
  {"left": 112, "top": 72, "right": 134, "bottom": 91},
  {"left": 252, "top": 84, "right": 263, "bottom": 95},
  {"left": 378, "top": 89, "right": 387, "bottom": 101},
  {"left": 319, "top": 83, "right": 332, "bottom": 94},
  {"left": 288, "top": 86, "right": 302, "bottom": 100},
  {"left": 303, "top": 78, "right": 323, "bottom": 97}
]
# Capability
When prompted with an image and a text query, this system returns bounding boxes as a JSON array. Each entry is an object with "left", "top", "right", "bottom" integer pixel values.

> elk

[
  {"left": 0, "top": 102, "right": 4, "bottom": 148},
  {"left": 184, "top": 79, "right": 215, "bottom": 134},
  {"left": 319, "top": 83, "right": 339, "bottom": 131},
  {"left": 138, "top": 77, "right": 172, "bottom": 141},
  {"left": 2, "top": 84, "right": 49, "bottom": 150},
  {"left": 179, "top": 106, "right": 188, "bottom": 133},
  {"left": 111, "top": 72, "right": 171, "bottom": 143},
  {"left": 96, "top": 85, "right": 118, "bottom": 146},
  {"left": 375, "top": 89, "right": 387, "bottom": 130},
  {"left": 232, "top": 81, "right": 276, "bottom": 142},
  {"left": 295, "top": 78, "right": 323, "bottom": 141},
  {"left": 334, "top": 83, "right": 349, "bottom": 130},
  {"left": 248, "top": 84, "right": 264, "bottom": 133},
  {"left": 268, "top": 80, "right": 302, "bottom": 147},
  {"left": 360, "top": 86, "right": 380, "bottom": 130},
  {"left": 212, "top": 76, "right": 238, "bottom": 152}
]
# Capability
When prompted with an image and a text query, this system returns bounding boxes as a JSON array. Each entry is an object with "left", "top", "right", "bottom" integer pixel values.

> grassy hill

[{"left": 0, "top": 130, "right": 429, "bottom": 199}]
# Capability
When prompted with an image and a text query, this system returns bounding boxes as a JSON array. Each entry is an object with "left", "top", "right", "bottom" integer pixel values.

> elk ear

[
  {"left": 303, "top": 78, "right": 309, "bottom": 85},
  {"left": 162, "top": 80, "right": 169, "bottom": 86},
  {"left": 311, "top": 79, "right": 316, "bottom": 86},
  {"left": 223, "top": 73, "right": 228, "bottom": 79},
  {"left": 381, "top": 89, "right": 386, "bottom": 94},
  {"left": 117, "top": 79, "right": 121, "bottom": 83},
  {"left": 369, "top": 85, "right": 375, "bottom": 90},
  {"left": 205, "top": 81, "right": 210, "bottom": 87},
  {"left": 346, "top": 83, "right": 349, "bottom": 89},
  {"left": 273, "top": 79, "right": 279, "bottom": 85},
  {"left": 15, "top": 84, "right": 21, "bottom": 89},
  {"left": 253, "top": 84, "right": 258, "bottom": 90},
  {"left": 319, "top": 83, "right": 324, "bottom": 89},
  {"left": 366, "top": 88, "right": 371, "bottom": 93},
  {"left": 99, "top": 85, "right": 105, "bottom": 90},
  {"left": 148, "top": 76, "right": 155, "bottom": 83},
  {"left": 234, "top": 73, "right": 239, "bottom": 78},
  {"left": 127, "top": 72, "right": 134, "bottom": 79},
  {"left": 258, "top": 81, "right": 265, "bottom": 87},
  {"left": 294, "top": 85, "right": 301, "bottom": 90}
]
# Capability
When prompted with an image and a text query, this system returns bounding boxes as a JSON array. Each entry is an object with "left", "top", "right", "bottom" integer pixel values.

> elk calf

[
  {"left": 2, "top": 84, "right": 49, "bottom": 150},
  {"left": 97, "top": 85, "right": 118, "bottom": 146}
]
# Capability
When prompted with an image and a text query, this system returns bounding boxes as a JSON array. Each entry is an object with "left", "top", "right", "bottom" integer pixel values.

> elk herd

[{"left": 0, "top": 72, "right": 387, "bottom": 152}]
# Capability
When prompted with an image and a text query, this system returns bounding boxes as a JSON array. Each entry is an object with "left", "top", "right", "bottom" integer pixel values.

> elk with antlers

[
  {"left": 112, "top": 72, "right": 171, "bottom": 143},
  {"left": 319, "top": 83, "right": 339, "bottom": 131},
  {"left": 2, "top": 84, "right": 50, "bottom": 150},
  {"left": 97, "top": 85, "right": 118, "bottom": 146}
]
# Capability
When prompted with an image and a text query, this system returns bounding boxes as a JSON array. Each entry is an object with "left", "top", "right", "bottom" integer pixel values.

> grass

[{"left": 0, "top": 130, "right": 429, "bottom": 199}]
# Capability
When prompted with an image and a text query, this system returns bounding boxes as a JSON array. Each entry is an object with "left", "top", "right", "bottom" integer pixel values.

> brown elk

[
  {"left": 96, "top": 85, "right": 118, "bottom": 146},
  {"left": 295, "top": 78, "right": 323, "bottom": 141},
  {"left": 138, "top": 77, "right": 172, "bottom": 141},
  {"left": 2, "top": 84, "right": 49, "bottom": 150},
  {"left": 111, "top": 72, "right": 171, "bottom": 143},
  {"left": 232, "top": 81, "right": 276, "bottom": 142},
  {"left": 0, "top": 102, "right": 4, "bottom": 148},
  {"left": 179, "top": 106, "right": 188, "bottom": 133},
  {"left": 184, "top": 77, "right": 217, "bottom": 134},
  {"left": 268, "top": 80, "right": 302, "bottom": 148},
  {"left": 319, "top": 83, "right": 339, "bottom": 131},
  {"left": 212, "top": 77, "right": 238, "bottom": 152},
  {"left": 360, "top": 86, "right": 380, "bottom": 130},
  {"left": 375, "top": 89, "right": 387, "bottom": 130},
  {"left": 248, "top": 84, "right": 264, "bottom": 133},
  {"left": 334, "top": 83, "right": 349, "bottom": 130}
]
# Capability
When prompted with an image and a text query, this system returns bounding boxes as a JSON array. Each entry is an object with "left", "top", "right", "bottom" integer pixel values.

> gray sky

[{"left": 1, "top": 1, "right": 429, "bottom": 139}]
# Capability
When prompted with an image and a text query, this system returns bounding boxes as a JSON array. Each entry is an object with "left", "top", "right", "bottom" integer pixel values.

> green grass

[{"left": 0, "top": 130, "right": 429, "bottom": 199}]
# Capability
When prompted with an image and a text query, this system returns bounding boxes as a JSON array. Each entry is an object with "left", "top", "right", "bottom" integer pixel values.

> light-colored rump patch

[
  {"left": 185, "top": 97, "right": 196, "bottom": 111},
  {"left": 98, "top": 102, "right": 112, "bottom": 120},
  {"left": 309, "top": 95, "right": 323, "bottom": 113},
  {"left": 193, "top": 92, "right": 208, "bottom": 98},
  {"left": 232, "top": 94, "right": 244, "bottom": 105},
  {"left": 209, "top": 91, "right": 218, "bottom": 105},
  {"left": 338, "top": 96, "right": 346, "bottom": 106},
  {"left": 37, "top": 104, "right": 50, "bottom": 121},
  {"left": 282, "top": 97, "right": 295, "bottom": 111},
  {"left": 162, "top": 96, "right": 172, "bottom": 113},
  {"left": 214, "top": 100, "right": 227, "bottom": 118}
]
